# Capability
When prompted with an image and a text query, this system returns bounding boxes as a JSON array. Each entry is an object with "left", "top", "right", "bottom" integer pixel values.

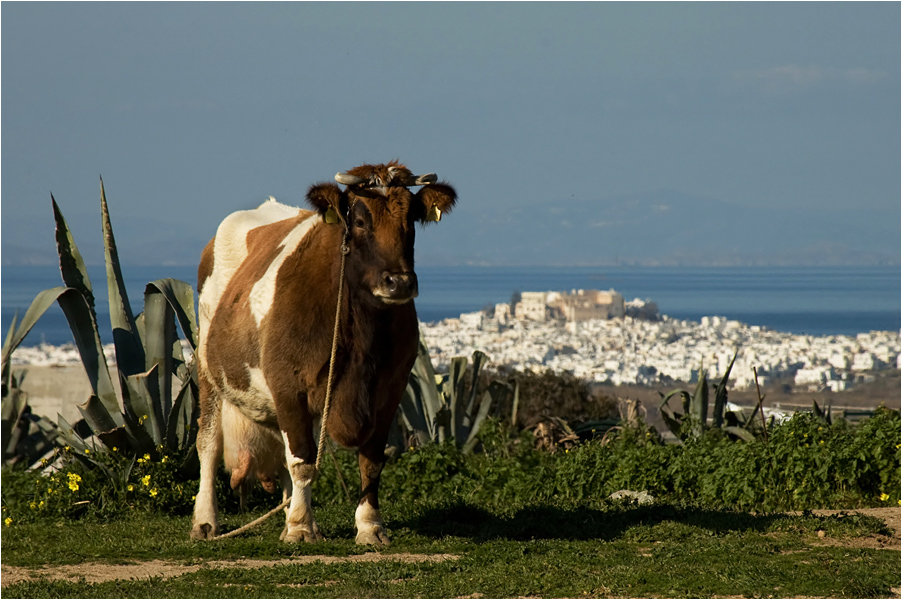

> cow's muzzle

[{"left": 374, "top": 271, "right": 418, "bottom": 304}]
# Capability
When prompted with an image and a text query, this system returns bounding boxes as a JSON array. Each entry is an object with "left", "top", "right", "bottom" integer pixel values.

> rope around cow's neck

[{"left": 213, "top": 229, "right": 349, "bottom": 541}]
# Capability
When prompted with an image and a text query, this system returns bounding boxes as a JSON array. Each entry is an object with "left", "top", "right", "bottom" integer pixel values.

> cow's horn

[
  {"left": 335, "top": 172, "right": 367, "bottom": 185},
  {"left": 413, "top": 173, "right": 438, "bottom": 185}
]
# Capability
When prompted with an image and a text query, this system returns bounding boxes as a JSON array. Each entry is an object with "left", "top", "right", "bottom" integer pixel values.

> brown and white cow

[{"left": 190, "top": 161, "right": 456, "bottom": 545}]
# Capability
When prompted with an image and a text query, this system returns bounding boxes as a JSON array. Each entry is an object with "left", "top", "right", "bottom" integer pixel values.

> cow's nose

[{"left": 382, "top": 271, "right": 418, "bottom": 300}]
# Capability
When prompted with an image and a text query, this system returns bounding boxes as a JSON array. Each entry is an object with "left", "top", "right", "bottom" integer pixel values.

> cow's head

[{"left": 306, "top": 161, "right": 456, "bottom": 307}]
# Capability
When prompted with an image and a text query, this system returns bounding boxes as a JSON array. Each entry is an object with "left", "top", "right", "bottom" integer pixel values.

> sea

[{"left": 1, "top": 264, "right": 899, "bottom": 347}]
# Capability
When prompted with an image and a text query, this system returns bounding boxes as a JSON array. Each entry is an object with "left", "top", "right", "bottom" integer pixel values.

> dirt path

[
  {"left": 1, "top": 552, "right": 458, "bottom": 587},
  {"left": 3, "top": 508, "right": 898, "bottom": 588}
]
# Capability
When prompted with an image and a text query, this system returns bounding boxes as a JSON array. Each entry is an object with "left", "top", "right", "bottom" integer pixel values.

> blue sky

[{"left": 2, "top": 2, "right": 899, "bottom": 267}]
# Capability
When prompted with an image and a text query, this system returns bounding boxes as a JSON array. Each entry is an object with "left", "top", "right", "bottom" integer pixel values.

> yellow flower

[
  {"left": 880, "top": 493, "right": 890, "bottom": 502},
  {"left": 162, "top": 456, "right": 168, "bottom": 464},
  {"left": 67, "top": 472, "right": 82, "bottom": 492},
  {"left": 142, "top": 475, "right": 151, "bottom": 487},
  {"left": 65, "top": 446, "right": 71, "bottom": 451},
  {"left": 112, "top": 447, "right": 118, "bottom": 452},
  {"left": 143, "top": 454, "right": 151, "bottom": 462},
  {"left": 84, "top": 448, "right": 90, "bottom": 454},
  {"left": 4, "top": 518, "right": 11, "bottom": 527},
  {"left": 29, "top": 502, "right": 37, "bottom": 510},
  {"left": 127, "top": 484, "right": 134, "bottom": 492},
  {"left": 38, "top": 501, "right": 45, "bottom": 509},
  {"left": 150, "top": 488, "right": 159, "bottom": 498}
]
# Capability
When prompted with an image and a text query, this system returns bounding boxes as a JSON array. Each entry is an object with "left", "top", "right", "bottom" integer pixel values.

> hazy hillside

[
  {"left": 416, "top": 190, "right": 900, "bottom": 266},
  {"left": 3, "top": 190, "right": 898, "bottom": 267}
]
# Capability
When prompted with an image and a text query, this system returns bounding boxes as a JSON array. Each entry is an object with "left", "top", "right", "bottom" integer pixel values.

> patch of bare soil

[
  {"left": 805, "top": 507, "right": 901, "bottom": 551},
  {"left": 0, "top": 552, "right": 458, "bottom": 587}
]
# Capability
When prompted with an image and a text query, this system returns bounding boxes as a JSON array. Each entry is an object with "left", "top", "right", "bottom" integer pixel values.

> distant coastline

[{"left": 3, "top": 265, "right": 899, "bottom": 345}]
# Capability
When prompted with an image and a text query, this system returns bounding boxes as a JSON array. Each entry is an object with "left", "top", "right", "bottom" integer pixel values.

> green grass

[
  {"left": 3, "top": 410, "right": 899, "bottom": 597},
  {"left": 2, "top": 500, "right": 898, "bottom": 598}
]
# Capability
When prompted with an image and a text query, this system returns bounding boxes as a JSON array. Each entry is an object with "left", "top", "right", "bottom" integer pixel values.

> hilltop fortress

[{"left": 491, "top": 289, "right": 658, "bottom": 327}]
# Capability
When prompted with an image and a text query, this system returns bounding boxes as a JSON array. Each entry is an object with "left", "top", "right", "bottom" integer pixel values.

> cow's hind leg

[
  {"left": 279, "top": 403, "right": 323, "bottom": 543},
  {"left": 191, "top": 375, "right": 223, "bottom": 540}
]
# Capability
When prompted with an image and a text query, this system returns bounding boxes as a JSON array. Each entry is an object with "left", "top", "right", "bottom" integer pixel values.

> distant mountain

[
  {"left": 415, "top": 190, "right": 900, "bottom": 266},
  {"left": 3, "top": 190, "right": 898, "bottom": 267}
]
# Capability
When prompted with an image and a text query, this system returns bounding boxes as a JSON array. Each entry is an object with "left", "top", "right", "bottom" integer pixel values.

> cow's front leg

[
  {"left": 279, "top": 408, "right": 323, "bottom": 543},
  {"left": 355, "top": 432, "right": 391, "bottom": 546}
]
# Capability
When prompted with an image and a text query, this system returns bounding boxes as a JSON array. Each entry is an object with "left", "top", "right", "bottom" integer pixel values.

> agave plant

[
  {"left": 5, "top": 180, "right": 200, "bottom": 466},
  {"left": 658, "top": 352, "right": 758, "bottom": 442},
  {"left": 394, "top": 336, "right": 515, "bottom": 454},
  {"left": 1, "top": 314, "right": 61, "bottom": 467}
]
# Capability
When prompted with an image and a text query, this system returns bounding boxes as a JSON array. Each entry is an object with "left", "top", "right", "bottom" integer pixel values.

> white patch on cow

[
  {"left": 355, "top": 501, "right": 387, "bottom": 545},
  {"left": 198, "top": 198, "right": 306, "bottom": 373},
  {"left": 215, "top": 366, "right": 278, "bottom": 423},
  {"left": 355, "top": 501, "right": 383, "bottom": 531},
  {"left": 280, "top": 430, "right": 321, "bottom": 542},
  {"left": 248, "top": 214, "right": 320, "bottom": 327}
]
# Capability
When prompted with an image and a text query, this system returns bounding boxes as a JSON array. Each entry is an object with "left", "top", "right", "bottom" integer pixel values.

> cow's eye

[{"left": 354, "top": 218, "right": 366, "bottom": 229}]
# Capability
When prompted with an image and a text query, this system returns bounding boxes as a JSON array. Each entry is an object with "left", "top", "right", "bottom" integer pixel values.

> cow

[{"left": 190, "top": 161, "right": 456, "bottom": 545}]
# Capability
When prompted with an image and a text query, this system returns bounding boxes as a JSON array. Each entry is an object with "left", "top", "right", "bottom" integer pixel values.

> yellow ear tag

[
  {"left": 324, "top": 207, "right": 339, "bottom": 224},
  {"left": 427, "top": 205, "right": 442, "bottom": 222}
]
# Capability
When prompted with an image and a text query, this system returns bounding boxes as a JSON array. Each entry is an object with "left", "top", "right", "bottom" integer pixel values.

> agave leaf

[
  {"left": 461, "top": 388, "right": 495, "bottom": 454},
  {"left": 54, "top": 288, "right": 120, "bottom": 415},
  {"left": 690, "top": 368, "right": 708, "bottom": 438},
  {"left": 398, "top": 384, "right": 433, "bottom": 447},
  {"left": 17, "top": 286, "right": 119, "bottom": 416},
  {"left": 15, "top": 413, "right": 60, "bottom": 467},
  {"left": 448, "top": 356, "right": 468, "bottom": 441},
  {"left": 409, "top": 334, "right": 442, "bottom": 427},
  {"left": 165, "top": 380, "right": 191, "bottom": 451},
  {"left": 723, "top": 425, "right": 757, "bottom": 442},
  {"left": 76, "top": 394, "right": 120, "bottom": 436},
  {"left": 2, "top": 288, "right": 71, "bottom": 370},
  {"left": 1, "top": 312, "right": 18, "bottom": 387},
  {"left": 712, "top": 352, "right": 737, "bottom": 429},
  {"left": 52, "top": 195, "right": 96, "bottom": 318},
  {"left": 510, "top": 378, "right": 520, "bottom": 428},
  {"left": 124, "top": 368, "right": 163, "bottom": 446},
  {"left": 56, "top": 414, "right": 91, "bottom": 453},
  {"left": 145, "top": 279, "right": 199, "bottom": 351},
  {"left": 143, "top": 287, "right": 176, "bottom": 422},
  {"left": 434, "top": 405, "right": 450, "bottom": 444},
  {"left": 101, "top": 178, "right": 145, "bottom": 378},
  {"left": 658, "top": 389, "right": 689, "bottom": 413},
  {"left": 658, "top": 399, "right": 685, "bottom": 440},
  {"left": 464, "top": 350, "right": 489, "bottom": 423}
]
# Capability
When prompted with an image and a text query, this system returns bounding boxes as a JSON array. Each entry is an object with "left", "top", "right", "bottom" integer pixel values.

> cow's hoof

[
  {"left": 356, "top": 527, "right": 391, "bottom": 547},
  {"left": 190, "top": 522, "right": 219, "bottom": 540},
  {"left": 281, "top": 524, "right": 324, "bottom": 543}
]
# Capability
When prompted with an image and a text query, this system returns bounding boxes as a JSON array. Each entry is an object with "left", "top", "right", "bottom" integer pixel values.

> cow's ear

[
  {"left": 414, "top": 183, "right": 457, "bottom": 223},
  {"left": 306, "top": 183, "right": 344, "bottom": 223}
]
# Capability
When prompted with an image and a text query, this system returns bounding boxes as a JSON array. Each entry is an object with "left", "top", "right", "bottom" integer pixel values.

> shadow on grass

[{"left": 396, "top": 501, "right": 785, "bottom": 542}]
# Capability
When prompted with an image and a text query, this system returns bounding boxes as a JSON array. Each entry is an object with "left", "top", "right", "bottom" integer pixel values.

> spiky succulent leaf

[
  {"left": 101, "top": 178, "right": 145, "bottom": 378},
  {"left": 712, "top": 352, "right": 737, "bottom": 428},
  {"left": 690, "top": 368, "right": 709, "bottom": 438},
  {"left": 52, "top": 196, "right": 96, "bottom": 318}
]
